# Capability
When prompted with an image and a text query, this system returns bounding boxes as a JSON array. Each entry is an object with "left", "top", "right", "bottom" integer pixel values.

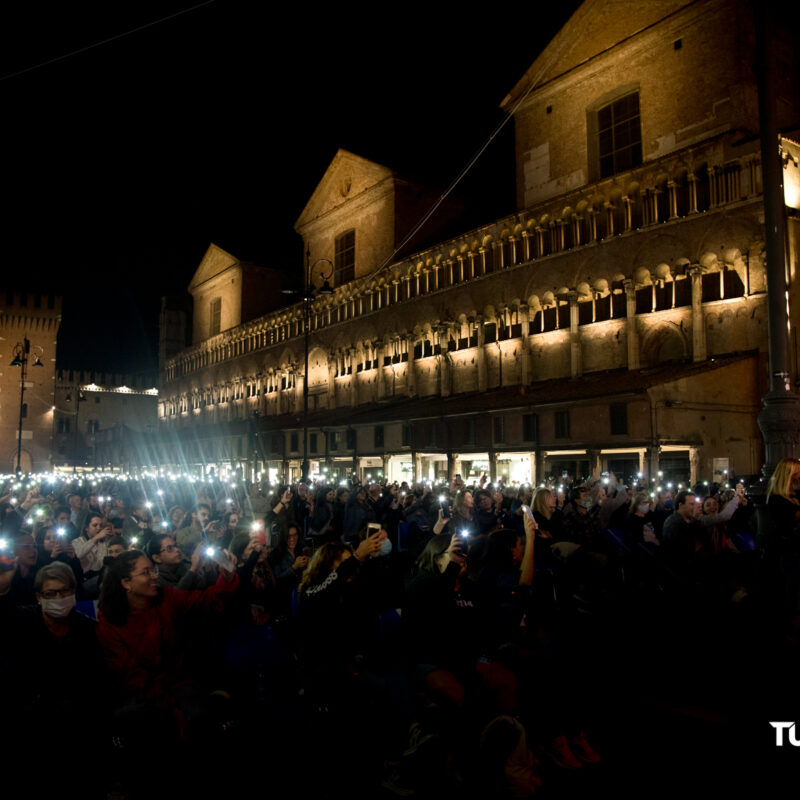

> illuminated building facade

[
  {"left": 53, "top": 371, "right": 159, "bottom": 472},
  {"left": 158, "top": 0, "right": 800, "bottom": 487},
  {"left": 0, "top": 291, "right": 61, "bottom": 473}
]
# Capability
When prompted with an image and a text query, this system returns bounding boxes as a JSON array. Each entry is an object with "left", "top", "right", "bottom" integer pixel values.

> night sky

[{"left": 0, "top": 1, "right": 583, "bottom": 374}]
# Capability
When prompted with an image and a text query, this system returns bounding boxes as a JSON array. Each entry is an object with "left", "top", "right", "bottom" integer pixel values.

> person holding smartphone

[
  {"left": 71, "top": 513, "right": 113, "bottom": 576},
  {"left": 97, "top": 547, "right": 238, "bottom": 741}
]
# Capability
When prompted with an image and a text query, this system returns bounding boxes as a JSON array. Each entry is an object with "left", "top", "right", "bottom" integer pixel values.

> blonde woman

[
  {"left": 766, "top": 457, "right": 800, "bottom": 614},
  {"left": 766, "top": 458, "right": 800, "bottom": 537}
]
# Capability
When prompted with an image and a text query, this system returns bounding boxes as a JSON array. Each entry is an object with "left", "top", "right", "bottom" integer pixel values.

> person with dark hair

[
  {"left": 96, "top": 548, "right": 238, "bottom": 738},
  {"left": 343, "top": 486, "right": 375, "bottom": 545},
  {"left": 298, "top": 532, "right": 383, "bottom": 703},
  {"left": 332, "top": 486, "right": 350, "bottom": 534},
  {"left": 4, "top": 534, "right": 40, "bottom": 606},
  {"left": 71, "top": 513, "right": 114, "bottom": 575},
  {"left": 265, "top": 486, "right": 295, "bottom": 542},
  {"left": 148, "top": 533, "right": 190, "bottom": 588},
  {"left": 219, "top": 511, "right": 240, "bottom": 549},
  {"left": 269, "top": 523, "right": 309, "bottom": 586},
  {"left": 167, "top": 505, "right": 186, "bottom": 533},
  {"left": 309, "top": 485, "right": 337, "bottom": 546},
  {"left": 54, "top": 506, "right": 78, "bottom": 540},
  {"left": 175, "top": 503, "right": 212, "bottom": 556},
  {"left": 35, "top": 522, "right": 85, "bottom": 590},
  {"left": 450, "top": 490, "right": 478, "bottom": 538},
  {"left": 228, "top": 531, "right": 277, "bottom": 626}
]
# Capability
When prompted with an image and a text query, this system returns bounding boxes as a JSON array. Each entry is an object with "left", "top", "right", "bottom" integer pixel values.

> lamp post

[
  {"left": 9, "top": 337, "right": 43, "bottom": 477},
  {"left": 284, "top": 250, "right": 334, "bottom": 482}
]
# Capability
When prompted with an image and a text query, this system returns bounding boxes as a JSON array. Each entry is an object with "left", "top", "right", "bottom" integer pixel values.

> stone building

[
  {"left": 53, "top": 371, "right": 158, "bottom": 472},
  {"left": 158, "top": 0, "right": 800, "bottom": 488},
  {"left": 0, "top": 290, "right": 61, "bottom": 473}
]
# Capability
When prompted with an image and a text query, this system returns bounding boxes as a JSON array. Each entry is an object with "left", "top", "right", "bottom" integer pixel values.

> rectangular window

[
  {"left": 271, "top": 434, "right": 280, "bottom": 452},
  {"left": 290, "top": 432, "right": 299, "bottom": 452},
  {"left": 209, "top": 297, "right": 222, "bottom": 336},
  {"left": 402, "top": 424, "right": 411, "bottom": 447},
  {"left": 329, "top": 431, "right": 338, "bottom": 451},
  {"left": 597, "top": 92, "right": 642, "bottom": 179},
  {"left": 523, "top": 413, "right": 538, "bottom": 442},
  {"left": 374, "top": 425, "right": 384, "bottom": 448},
  {"left": 335, "top": 230, "right": 355, "bottom": 285},
  {"left": 555, "top": 410, "right": 570, "bottom": 439},
  {"left": 610, "top": 403, "right": 628, "bottom": 435},
  {"left": 309, "top": 433, "right": 318, "bottom": 453},
  {"left": 346, "top": 428, "right": 356, "bottom": 450}
]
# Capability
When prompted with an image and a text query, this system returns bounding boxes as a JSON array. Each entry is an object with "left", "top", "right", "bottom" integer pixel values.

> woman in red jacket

[{"left": 97, "top": 548, "right": 238, "bottom": 740}]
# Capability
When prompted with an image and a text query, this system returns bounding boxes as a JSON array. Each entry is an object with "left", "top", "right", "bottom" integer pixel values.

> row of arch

[{"left": 165, "top": 147, "right": 759, "bottom": 382}]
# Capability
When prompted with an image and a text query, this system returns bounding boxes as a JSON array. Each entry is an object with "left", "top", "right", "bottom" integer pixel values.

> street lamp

[
  {"left": 9, "top": 337, "right": 43, "bottom": 477},
  {"left": 284, "top": 249, "right": 334, "bottom": 481}
]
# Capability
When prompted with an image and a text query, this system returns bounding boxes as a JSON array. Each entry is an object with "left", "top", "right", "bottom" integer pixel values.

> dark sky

[{"left": 0, "top": 0, "right": 583, "bottom": 374}]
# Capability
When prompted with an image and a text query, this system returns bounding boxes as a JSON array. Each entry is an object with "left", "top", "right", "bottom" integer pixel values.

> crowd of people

[{"left": 1, "top": 462, "right": 798, "bottom": 797}]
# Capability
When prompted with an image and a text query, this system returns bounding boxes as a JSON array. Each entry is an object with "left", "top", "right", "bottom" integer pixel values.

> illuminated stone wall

[
  {"left": 0, "top": 292, "right": 61, "bottom": 472},
  {"left": 157, "top": 0, "right": 799, "bottom": 483}
]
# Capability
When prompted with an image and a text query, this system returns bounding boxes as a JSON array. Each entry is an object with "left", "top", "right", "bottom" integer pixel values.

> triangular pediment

[
  {"left": 295, "top": 149, "right": 395, "bottom": 231},
  {"left": 189, "top": 243, "right": 240, "bottom": 292},
  {"left": 502, "top": 0, "right": 695, "bottom": 109}
]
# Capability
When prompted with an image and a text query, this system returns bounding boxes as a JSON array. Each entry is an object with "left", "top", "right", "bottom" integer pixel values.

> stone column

[
  {"left": 294, "top": 368, "right": 303, "bottom": 414},
  {"left": 327, "top": 357, "right": 337, "bottom": 410},
  {"left": 446, "top": 451, "right": 456, "bottom": 484},
  {"left": 376, "top": 339, "right": 386, "bottom": 399},
  {"left": 568, "top": 290, "right": 581, "bottom": 378},
  {"left": 624, "top": 279, "right": 640, "bottom": 370},
  {"left": 406, "top": 334, "right": 416, "bottom": 396},
  {"left": 690, "top": 267, "right": 706, "bottom": 362},
  {"left": 348, "top": 347, "right": 358, "bottom": 407},
  {"left": 586, "top": 449, "right": 602, "bottom": 481},
  {"left": 477, "top": 317, "right": 487, "bottom": 391},
  {"left": 519, "top": 304, "right": 531, "bottom": 385},
  {"left": 489, "top": 450, "right": 498, "bottom": 483},
  {"left": 645, "top": 446, "right": 659, "bottom": 482}
]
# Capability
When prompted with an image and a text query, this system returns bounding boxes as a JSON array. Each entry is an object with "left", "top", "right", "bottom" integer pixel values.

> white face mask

[
  {"left": 40, "top": 594, "right": 76, "bottom": 619},
  {"left": 638, "top": 503, "right": 650, "bottom": 514},
  {"left": 378, "top": 539, "right": 393, "bottom": 557}
]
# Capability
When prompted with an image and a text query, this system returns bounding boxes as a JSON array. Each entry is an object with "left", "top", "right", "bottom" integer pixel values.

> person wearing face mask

[
  {"left": 624, "top": 491, "right": 656, "bottom": 546},
  {"left": 0, "top": 561, "right": 107, "bottom": 742}
]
